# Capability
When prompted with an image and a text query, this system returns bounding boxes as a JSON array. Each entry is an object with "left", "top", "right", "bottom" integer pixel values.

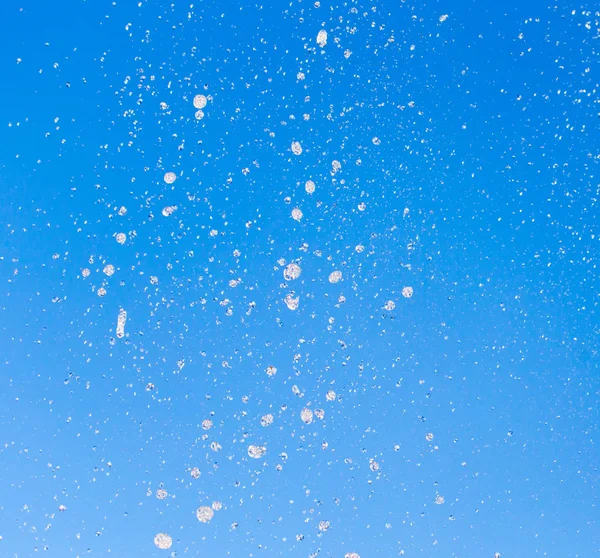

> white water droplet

[
  {"left": 196, "top": 506, "right": 215, "bottom": 523},
  {"left": 193, "top": 94, "right": 207, "bottom": 109},
  {"left": 300, "top": 407, "right": 313, "bottom": 424},
  {"left": 116, "top": 309, "right": 127, "bottom": 339},
  {"left": 284, "top": 263, "right": 302, "bottom": 281},
  {"left": 316, "top": 29, "right": 328, "bottom": 47},
  {"left": 248, "top": 444, "right": 267, "bottom": 459},
  {"left": 154, "top": 533, "right": 172, "bottom": 550},
  {"left": 163, "top": 172, "right": 177, "bottom": 184},
  {"left": 328, "top": 271, "right": 342, "bottom": 284}
]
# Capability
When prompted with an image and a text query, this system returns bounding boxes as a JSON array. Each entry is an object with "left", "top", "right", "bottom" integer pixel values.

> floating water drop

[
  {"left": 316, "top": 29, "right": 328, "bottom": 47},
  {"left": 154, "top": 533, "right": 172, "bottom": 550}
]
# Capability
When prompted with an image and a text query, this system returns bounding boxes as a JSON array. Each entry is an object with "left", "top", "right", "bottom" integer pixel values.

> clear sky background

[{"left": 0, "top": 0, "right": 598, "bottom": 556}]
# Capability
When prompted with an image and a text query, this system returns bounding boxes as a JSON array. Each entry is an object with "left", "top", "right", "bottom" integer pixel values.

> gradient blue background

[{"left": 0, "top": 0, "right": 598, "bottom": 556}]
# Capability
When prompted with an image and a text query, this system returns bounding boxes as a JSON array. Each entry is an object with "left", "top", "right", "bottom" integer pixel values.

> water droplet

[
  {"left": 103, "top": 264, "right": 115, "bottom": 276},
  {"left": 328, "top": 271, "right": 342, "bottom": 284},
  {"left": 163, "top": 172, "right": 177, "bottom": 184},
  {"left": 248, "top": 444, "right": 267, "bottom": 459},
  {"left": 284, "top": 263, "right": 302, "bottom": 281},
  {"left": 193, "top": 94, "right": 207, "bottom": 109},
  {"left": 285, "top": 293, "right": 300, "bottom": 310},
  {"left": 260, "top": 414, "right": 274, "bottom": 427},
  {"left": 156, "top": 488, "right": 168, "bottom": 500},
  {"left": 154, "top": 533, "right": 172, "bottom": 550},
  {"left": 196, "top": 506, "right": 214, "bottom": 523},
  {"left": 116, "top": 309, "right": 127, "bottom": 339},
  {"left": 316, "top": 29, "right": 328, "bottom": 47},
  {"left": 300, "top": 407, "right": 313, "bottom": 424}
]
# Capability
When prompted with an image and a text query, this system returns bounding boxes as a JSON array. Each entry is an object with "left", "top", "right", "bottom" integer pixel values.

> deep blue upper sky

[{"left": 0, "top": 0, "right": 598, "bottom": 557}]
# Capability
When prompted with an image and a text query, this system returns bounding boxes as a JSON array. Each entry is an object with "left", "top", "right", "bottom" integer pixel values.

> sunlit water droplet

[
  {"left": 193, "top": 94, "right": 207, "bottom": 109},
  {"left": 154, "top": 533, "right": 172, "bottom": 550},
  {"left": 316, "top": 29, "right": 328, "bottom": 47},
  {"left": 328, "top": 271, "right": 342, "bottom": 283},
  {"left": 260, "top": 414, "right": 274, "bottom": 427},
  {"left": 196, "top": 506, "right": 215, "bottom": 523},
  {"left": 284, "top": 263, "right": 302, "bottom": 281},
  {"left": 300, "top": 407, "right": 313, "bottom": 424},
  {"left": 248, "top": 444, "right": 267, "bottom": 459},
  {"left": 318, "top": 520, "right": 330, "bottom": 531},
  {"left": 285, "top": 293, "right": 300, "bottom": 310},
  {"left": 103, "top": 264, "right": 115, "bottom": 276},
  {"left": 156, "top": 488, "right": 168, "bottom": 500},
  {"left": 116, "top": 309, "right": 127, "bottom": 339},
  {"left": 163, "top": 172, "right": 177, "bottom": 184}
]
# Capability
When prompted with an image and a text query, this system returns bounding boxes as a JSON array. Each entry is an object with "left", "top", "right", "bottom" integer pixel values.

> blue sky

[{"left": 0, "top": 0, "right": 599, "bottom": 556}]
